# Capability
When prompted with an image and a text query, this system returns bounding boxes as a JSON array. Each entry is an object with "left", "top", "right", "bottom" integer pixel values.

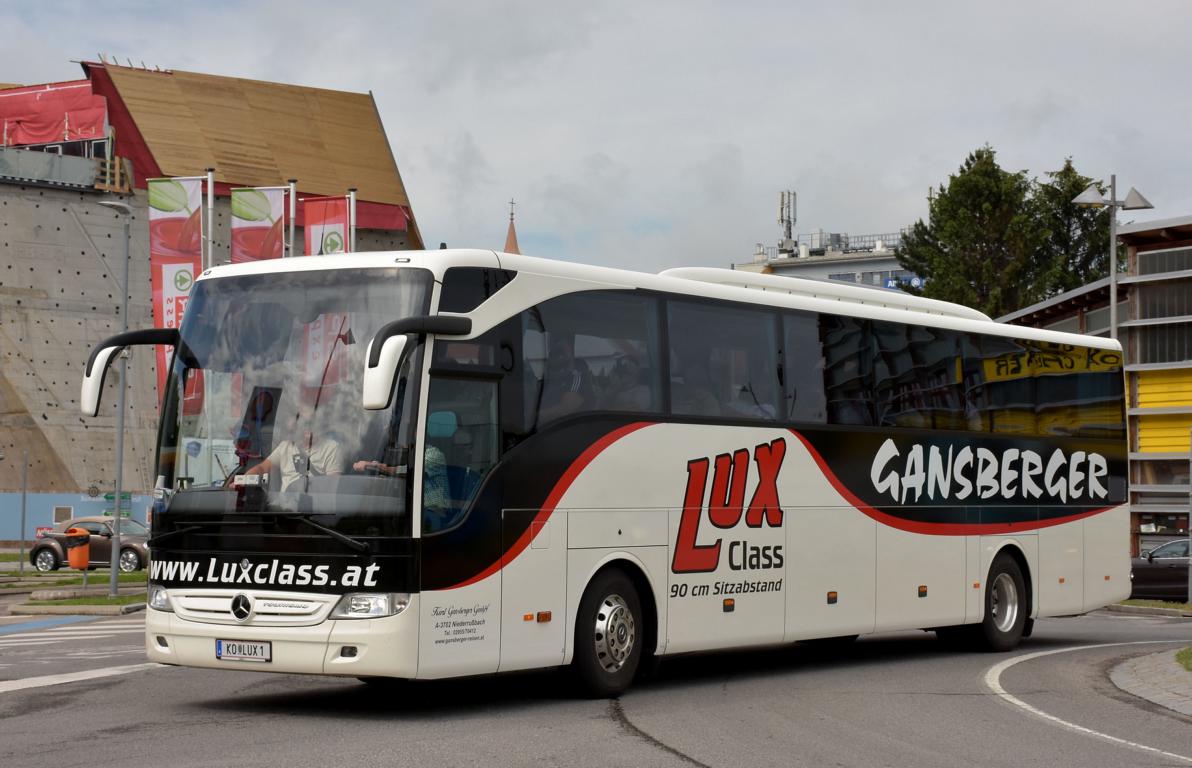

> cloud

[{"left": 3, "top": 0, "right": 1190, "bottom": 274}]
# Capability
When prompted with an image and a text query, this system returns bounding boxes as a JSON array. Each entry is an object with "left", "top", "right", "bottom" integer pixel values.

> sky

[{"left": 3, "top": 0, "right": 1190, "bottom": 272}]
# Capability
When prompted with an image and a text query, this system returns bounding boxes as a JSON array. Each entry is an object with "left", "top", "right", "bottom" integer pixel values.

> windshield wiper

[
  {"left": 146, "top": 524, "right": 207, "bottom": 548},
  {"left": 288, "top": 514, "right": 370, "bottom": 553}
]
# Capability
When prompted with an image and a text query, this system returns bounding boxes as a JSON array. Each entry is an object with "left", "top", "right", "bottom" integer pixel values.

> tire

[
  {"left": 118, "top": 548, "right": 142, "bottom": 573},
  {"left": 573, "top": 569, "right": 644, "bottom": 698},
  {"left": 977, "top": 554, "right": 1027, "bottom": 652},
  {"left": 33, "top": 548, "right": 59, "bottom": 572}
]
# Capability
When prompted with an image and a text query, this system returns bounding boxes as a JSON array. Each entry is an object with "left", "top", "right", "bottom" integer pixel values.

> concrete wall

[{"left": 0, "top": 181, "right": 412, "bottom": 520}]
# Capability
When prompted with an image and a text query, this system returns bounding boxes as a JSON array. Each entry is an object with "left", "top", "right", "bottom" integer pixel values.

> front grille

[{"left": 172, "top": 590, "right": 336, "bottom": 627}]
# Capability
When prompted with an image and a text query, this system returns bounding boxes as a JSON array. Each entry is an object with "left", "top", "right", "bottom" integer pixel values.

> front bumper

[{"left": 145, "top": 593, "right": 420, "bottom": 678}]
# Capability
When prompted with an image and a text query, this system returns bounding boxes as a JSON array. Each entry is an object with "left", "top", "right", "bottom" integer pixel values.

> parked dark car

[
  {"left": 1130, "top": 539, "right": 1190, "bottom": 602},
  {"left": 28, "top": 517, "right": 149, "bottom": 573}
]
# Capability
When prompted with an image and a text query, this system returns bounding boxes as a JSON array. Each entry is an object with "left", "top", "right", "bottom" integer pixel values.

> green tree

[
  {"left": 1034, "top": 158, "right": 1111, "bottom": 295},
  {"left": 896, "top": 147, "right": 1045, "bottom": 318}
]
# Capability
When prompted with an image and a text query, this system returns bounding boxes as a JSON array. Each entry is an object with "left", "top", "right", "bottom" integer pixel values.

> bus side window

[
  {"left": 820, "top": 314, "right": 874, "bottom": 426},
  {"left": 668, "top": 300, "right": 780, "bottom": 421},
  {"left": 521, "top": 292, "right": 662, "bottom": 429},
  {"left": 782, "top": 312, "right": 826, "bottom": 424},
  {"left": 421, "top": 377, "right": 500, "bottom": 535}
]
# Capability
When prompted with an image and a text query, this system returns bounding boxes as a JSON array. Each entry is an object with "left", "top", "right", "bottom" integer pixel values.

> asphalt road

[{"left": 0, "top": 612, "right": 1189, "bottom": 768}]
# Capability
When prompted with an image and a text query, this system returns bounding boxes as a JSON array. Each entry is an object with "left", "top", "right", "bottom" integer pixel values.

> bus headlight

[
  {"left": 148, "top": 584, "right": 174, "bottom": 612},
  {"left": 330, "top": 593, "right": 410, "bottom": 619}
]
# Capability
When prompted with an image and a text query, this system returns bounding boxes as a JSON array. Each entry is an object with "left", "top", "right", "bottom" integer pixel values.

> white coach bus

[{"left": 81, "top": 250, "right": 1128, "bottom": 696}]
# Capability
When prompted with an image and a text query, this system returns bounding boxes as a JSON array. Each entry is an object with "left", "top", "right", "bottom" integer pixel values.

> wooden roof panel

[{"left": 103, "top": 65, "right": 408, "bottom": 206}]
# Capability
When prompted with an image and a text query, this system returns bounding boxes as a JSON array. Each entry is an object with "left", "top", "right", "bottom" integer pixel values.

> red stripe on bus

[
  {"left": 786, "top": 429, "right": 1116, "bottom": 535},
  {"left": 444, "top": 421, "right": 654, "bottom": 590}
]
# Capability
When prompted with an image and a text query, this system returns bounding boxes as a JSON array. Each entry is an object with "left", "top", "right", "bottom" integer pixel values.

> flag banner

[
  {"left": 231, "top": 187, "right": 285, "bottom": 263},
  {"left": 303, "top": 312, "right": 351, "bottom": 388},
  {"left": 148, "top": 177, "right": 203, "bottom": 399},
  {"left": 304, "top": 196, "right": 348, "bottom": 255}
]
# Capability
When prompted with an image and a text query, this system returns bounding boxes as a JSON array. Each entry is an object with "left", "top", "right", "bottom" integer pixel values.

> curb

[
  {"left": 29, "top": 587, "right": 144, "bottom": 601},
  {"left": 10, "top": 602, "right": 146, "bottom": 616},
  {"left": 1110, "top": 648, "right": 1192, "bottom": 718},
  {"left": 1105, "top": 604, "right": 1192, "bottom": 618}
]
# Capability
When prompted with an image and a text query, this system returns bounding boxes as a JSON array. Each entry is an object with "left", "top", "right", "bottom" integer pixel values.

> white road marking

[
  {"left": 984, "top": 641, "right": 1192, "bottom": 765},
  {"left": 0, "top": 629, "right": 143, "bottom": 640},
  {"left": 0, "top": 663, "right": 163, "bottom": 694}
]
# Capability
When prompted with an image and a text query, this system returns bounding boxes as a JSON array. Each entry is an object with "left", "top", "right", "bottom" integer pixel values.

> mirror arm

[
  {"left": 85, "top": 328, "right": 180, "bottom": 376},
  {"left": 367, "top": 316, "right": 472, "bottom": 368}
]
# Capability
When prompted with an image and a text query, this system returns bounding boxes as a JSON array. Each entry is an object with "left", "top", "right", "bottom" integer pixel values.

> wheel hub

[
  {"left": 593, "top": 593, "right": 635, "bottom": 673},
  {"left": 990, "top": 572, "right": 1019, "bottom": 633}
]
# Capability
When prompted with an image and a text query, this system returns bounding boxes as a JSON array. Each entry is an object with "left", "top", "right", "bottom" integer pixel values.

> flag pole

[
  {"left": 205, "top": 168, "right": 215, "bottom": 269},
  {"left": 288, "top": 179, "right": 297, "bottom": 258},
  {"left": 348, "top": 188, "right": 357, "bottom": 252}
]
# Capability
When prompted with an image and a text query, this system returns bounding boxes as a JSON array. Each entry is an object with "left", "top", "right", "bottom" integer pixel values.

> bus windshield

[{"left": 154, "top": 267, "right": 431, "bottom": 534}]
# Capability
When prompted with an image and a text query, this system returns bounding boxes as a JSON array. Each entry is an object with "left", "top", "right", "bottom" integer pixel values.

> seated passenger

[
  {"left": 671, "top": 362, "right": 720, "bottom": 417},
  {"left": 605, "top": 355, "right": 653, "bottom": 411},
  {"left": 539, "top": 335, "right": 594, "bottom": 423}
]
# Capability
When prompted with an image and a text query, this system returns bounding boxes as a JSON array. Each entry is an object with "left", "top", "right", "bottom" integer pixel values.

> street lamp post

[
  {"left": 98, "top": 200, "right": 132, "bottom": 598},
  {"left": 1072, "top": 175, "right": 1154, "bottom": 340}
]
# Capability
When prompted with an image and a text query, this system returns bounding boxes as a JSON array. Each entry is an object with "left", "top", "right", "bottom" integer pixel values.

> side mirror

[
  {"left": 100, "top": 528, "right": 112, "bottom": 538},
  {"left": 362, "top": 315, "right": 472, "bottom": 410},
  {"left": 363, "top": 334, "right": 409, "bottom": 409},
  {"left": 81, "top": 328, "right": 179, "bottom": 417},
  {"left": 1147, "top": 551, "right": 1155, "bottom": 563}
]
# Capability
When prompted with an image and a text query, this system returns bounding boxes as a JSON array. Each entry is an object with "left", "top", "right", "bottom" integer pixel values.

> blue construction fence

[{"left": 0, "top": 491, "right": 150, "bottom": 545}]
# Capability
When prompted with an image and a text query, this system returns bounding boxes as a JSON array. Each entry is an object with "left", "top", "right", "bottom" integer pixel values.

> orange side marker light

[{"left": 536, "top": 611, "right": 552, "bottom": 623}]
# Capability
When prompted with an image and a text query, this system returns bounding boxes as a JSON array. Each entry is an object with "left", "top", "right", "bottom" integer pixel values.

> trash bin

[{"left": 63, "top": 527, "right": 90, "bottom": 570}]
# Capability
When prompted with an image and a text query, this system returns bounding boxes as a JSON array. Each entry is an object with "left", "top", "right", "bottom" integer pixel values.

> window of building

[
  {"left": 1136, "top": 323, "right": 1192, "bottom": 364},
  {"left": 1136, "top": 280, "right": 1192, "bottom": 320},
  {"left": 1138, "top": 246, "right": 1192, "bottom": 276}
]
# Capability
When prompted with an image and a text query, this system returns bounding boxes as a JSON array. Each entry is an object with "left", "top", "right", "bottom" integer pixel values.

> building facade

[
  {"left": 736, "top": 230, "right": 920, "bottom": 289},
  {"left": 1001, "top": 215, "right": 1192, "bottom": 554},
  {"left": 0, "top": 62, "right": 422, "bottom": 540}
]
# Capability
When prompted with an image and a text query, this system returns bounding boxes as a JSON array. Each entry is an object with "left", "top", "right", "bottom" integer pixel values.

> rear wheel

[
  {"left": 978, "top": 554, "right": 1027, "bottom": 652},
  {"left": 33, "top": 549, "right": 59, "bottom": 572},
  {"left": 573, "top": 569, "right": 643, "bottom": 697}
]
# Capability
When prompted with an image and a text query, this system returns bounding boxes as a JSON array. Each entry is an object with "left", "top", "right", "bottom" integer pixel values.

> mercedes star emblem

[{"left": 231, "top": 594, "right": 252, "bottom": 622}]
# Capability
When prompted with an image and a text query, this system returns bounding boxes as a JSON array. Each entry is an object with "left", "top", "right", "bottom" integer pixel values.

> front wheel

[
  {"left": 118, "top": 548, "right": 142, "bottom": 573},
  {"left": 573, "top": 569, "right": 644, "bottom": 697},
  {"left": 978, "top": 554, "right": 1027, "bottom": 652}
]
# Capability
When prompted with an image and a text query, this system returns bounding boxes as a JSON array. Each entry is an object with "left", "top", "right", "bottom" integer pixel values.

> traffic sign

[
  {"left": 101, "top": 508, "right": 132, "bottom": 517},
  {"left": 103, "top": 492, "right": 132, "bottom": 501}
]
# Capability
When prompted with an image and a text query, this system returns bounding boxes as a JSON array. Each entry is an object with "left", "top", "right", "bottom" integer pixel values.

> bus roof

[{"left": 198, "top": 249, "right": 1121, "bottom": 353}]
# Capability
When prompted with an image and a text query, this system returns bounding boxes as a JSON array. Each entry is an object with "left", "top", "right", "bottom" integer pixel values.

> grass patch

[
  {"left": 1121, "top": 598, "right": 1192, "bottom": 612},
  {"left": 26, "top": 592, "right": 146, "bottom": 607},
  {"left": 0, "top": 553, "right": 21, "bottom": 562},
  {"left": 1177, "top": 647, "right": 1192, "bottom": 673},
  {"left": 0, "top": 571, "right": 147, "bottom": 590}
]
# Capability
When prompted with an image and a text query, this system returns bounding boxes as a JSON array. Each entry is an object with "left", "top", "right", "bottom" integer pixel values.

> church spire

[{"left": 503, "top": 197, "right": 521, "bottom": 254}]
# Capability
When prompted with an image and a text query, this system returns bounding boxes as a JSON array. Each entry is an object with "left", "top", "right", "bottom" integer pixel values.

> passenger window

[
  {"left": 872, "top": 322, "right": 964, "bottom": 430},
  {"left": 782, "top": 313, "right": 827, "bottom": 424},
  {"left": 1030, "top": 342, "right": 1125, "bottom": 441},
  {"left": 668, "top": 301, "right": 780, "bottom": 420},
  {"left": 438, "top": 268, "right": 516, "bottom": 313},
  {"left": 522, "top": 292, "right": 662, "bottom": 429},
  {"left": 421, "top": 377, "right": 499, "bottom": 535},
  {"left": 965, "top": 335, "right": 1037, "bottom": 435},
  {"left": 820, "top": 315, "right": 873, "bottom": 426}
]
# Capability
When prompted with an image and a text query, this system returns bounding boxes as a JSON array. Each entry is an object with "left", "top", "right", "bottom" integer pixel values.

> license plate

[{"left": 216, "top": 639, "right": 271, "bottom": 662}]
